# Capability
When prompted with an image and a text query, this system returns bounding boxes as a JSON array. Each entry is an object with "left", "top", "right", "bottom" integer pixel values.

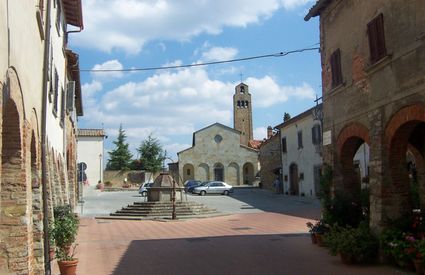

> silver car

[
  {"left": 192, "top": 181, "right": 233, "bottom": 196},
  {"left": 139, "top": 182, "right": 153, "bottom": 196}
]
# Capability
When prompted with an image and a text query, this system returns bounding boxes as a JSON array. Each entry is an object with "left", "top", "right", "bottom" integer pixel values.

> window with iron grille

[
  {"left": 281, "top": 137, "right": 287, "bottom": 153},
  {"left": 368, "top": 13, "right": 387, "bottom": 64},
  {"left": 330, "top": 48, "right": 342, "bottom": 87},
  {"left": 298, "top": 131, "right": 303, "bottom": 149}
]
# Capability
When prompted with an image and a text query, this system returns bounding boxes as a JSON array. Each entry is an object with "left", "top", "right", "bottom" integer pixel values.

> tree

[
  {"left": 283, "top": 112, "right": 291, "bottom": 122},
  {"left": 106, "top": 124, "right": 133, "bottom": 170},
  {"left": 137, "top": 134, "right": 165, "bottom": 176}
]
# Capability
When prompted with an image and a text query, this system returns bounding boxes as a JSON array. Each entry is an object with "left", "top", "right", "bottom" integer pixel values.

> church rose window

[{"left": 214, "top": 135, "right": 223, "bottom": 143}]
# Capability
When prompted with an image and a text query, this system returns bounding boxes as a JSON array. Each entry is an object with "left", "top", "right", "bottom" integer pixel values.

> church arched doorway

[
  {"left": 214, "top": 163, "right": 224, "bottom": 181},
  {"left": 182, "top": 163, "right": 194, "bottom": 182},
  {"left": 242, "top": 162, "right": 254, "bottom": 185}
]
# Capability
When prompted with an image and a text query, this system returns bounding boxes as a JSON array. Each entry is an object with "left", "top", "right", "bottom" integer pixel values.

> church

[{"left": 177, "top": 83, "right": 260, "bottom": 186}]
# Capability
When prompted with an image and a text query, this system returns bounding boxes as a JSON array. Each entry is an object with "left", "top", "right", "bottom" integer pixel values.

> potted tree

[{"left": 50, "top": 205, "right": 80, "bottom": 275}]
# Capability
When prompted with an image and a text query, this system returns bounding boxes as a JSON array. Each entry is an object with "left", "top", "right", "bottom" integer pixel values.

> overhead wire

[{"left": 79, "top": 46, "right": 320, "bottom": 73}]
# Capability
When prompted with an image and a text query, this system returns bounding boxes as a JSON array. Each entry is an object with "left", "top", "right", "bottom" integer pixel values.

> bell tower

[{"left": 233, "top": 83, "right": 253, "bottom": 146}]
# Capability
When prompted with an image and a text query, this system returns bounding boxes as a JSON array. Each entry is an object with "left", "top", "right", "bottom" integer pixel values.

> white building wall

[
  {"left": 280, "top": 114, "right": 322, "bottom": 197},
  {"left": 77, "top": 136, "right": 104, "bottom": 186}
]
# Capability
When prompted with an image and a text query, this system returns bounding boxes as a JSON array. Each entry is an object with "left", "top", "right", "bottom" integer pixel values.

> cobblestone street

[{"left": 51, "top": 189, "right": 409, "bottom": 275}]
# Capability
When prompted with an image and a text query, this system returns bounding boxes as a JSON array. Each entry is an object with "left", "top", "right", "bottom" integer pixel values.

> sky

[{"left": 69, "top": 0, "right": 321, "bottom": 163}]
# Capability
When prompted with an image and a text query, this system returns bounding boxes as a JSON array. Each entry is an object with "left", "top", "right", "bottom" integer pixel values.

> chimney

[{"left": 267, "top": 126, "right": 273, "bottom": 139}]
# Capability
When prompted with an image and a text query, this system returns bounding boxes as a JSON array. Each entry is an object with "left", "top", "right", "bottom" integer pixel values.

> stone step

[
  {"left": 124, "top": 205, "right": 212, "bottom": 211},
  {"left": 115, "top": 209, "right": 217, "bottom": 215}
]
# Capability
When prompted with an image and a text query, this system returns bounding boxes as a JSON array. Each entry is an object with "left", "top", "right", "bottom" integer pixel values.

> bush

[{"left": 325, "top": 223, "right": 379, "bottom": 264}]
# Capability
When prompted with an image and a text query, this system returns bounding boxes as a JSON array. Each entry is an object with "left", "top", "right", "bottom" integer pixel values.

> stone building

[
  {"left": 306, "top": 0, "right": 425, "bottom": 229},
  {"left": 276, "top": 106, "right": 323, "bottom": 197},
  {"left": 0, "top": 0, "right": 84, "bottom": 274},
  {"left": 258, "top": 127, "right": 281, "bottom": 192},
  {"left": 77, "top": 129, "right": 106, "bottom": 186},
  {"left": 178, "top": 83, "right": 259, "bottom": 186}
]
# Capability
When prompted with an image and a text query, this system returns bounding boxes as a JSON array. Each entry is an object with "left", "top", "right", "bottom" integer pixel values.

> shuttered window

[
  {"left": 281, "top": 137, "right": 287, "bottom": 153},
  {"left": 368, "top": 13, "right": 387, "bottom": 64},
  {"left": 298, "top": 131, "right": 303, "bottom": 149},
  {"left": 330, "top": 48, "right": 342, "bottom": 87},
  {"left": 311, "top": 124, "right": 322, "bottom": 145}
]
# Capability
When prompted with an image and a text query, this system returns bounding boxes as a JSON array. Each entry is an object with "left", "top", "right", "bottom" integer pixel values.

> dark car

[
  {"left": 184, "top": 180, "right": 202, "bottom": 193},
  {"left": 139, "top": 182, "right": 154, "bottom": 196}
]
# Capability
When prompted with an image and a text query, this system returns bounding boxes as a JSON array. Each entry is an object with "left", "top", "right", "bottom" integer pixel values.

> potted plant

[
  {"left": 306, "top": 219, "right": 329, "bottom": 246},
  {"left": 326, "top": 223, "right": 379, "bottom": 264},
  {"left": 50, "top": 205, "right": 80, "bottom": 275}
]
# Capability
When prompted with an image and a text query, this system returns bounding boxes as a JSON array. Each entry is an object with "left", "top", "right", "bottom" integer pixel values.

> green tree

[
  {"left": 283, "top": 112, "right": 291, "bottom": 122},
  {"left": 137, "top": 134, "right": 165, "bottom": 175},
  {"left": 106, "top": 124, "right": 133, "bottom": 170}
]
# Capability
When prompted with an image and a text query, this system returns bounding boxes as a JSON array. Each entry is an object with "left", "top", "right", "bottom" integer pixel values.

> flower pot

[
  {"left": 340, "top": 253, "right": 356, "bottom": 265},
  {"left": 315, "top": 233, "right": 326, "bottom": 247},
  {"left": 413, "top": 259, "right": 423, "bottom": 275},
  {"left": 311, "top": 233, "right": 317, "bottom": 244},
  {"left": 58, "top": 259, "right": 78, "bottom": 275}
]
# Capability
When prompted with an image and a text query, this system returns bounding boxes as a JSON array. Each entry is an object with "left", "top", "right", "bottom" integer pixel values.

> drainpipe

[{"left": 41, "top": 0, "right": 52, "bottom": 274}]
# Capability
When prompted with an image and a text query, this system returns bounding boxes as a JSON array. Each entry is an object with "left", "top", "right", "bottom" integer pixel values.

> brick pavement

[{"left": 51, "top": 212, "right": 410, "bottom": 275}]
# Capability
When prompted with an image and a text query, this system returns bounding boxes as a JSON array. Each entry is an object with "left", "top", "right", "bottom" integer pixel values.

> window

[
  {"left": 240, "top": 86, "right": 245, "bottom": 93},
  {"left": 330, "top": 49, "right": 342, "bottom": 87},
  {"left": 298, "top": 131, "right": 303, "bottom": 149},
  {"left": 281, "top": 137, "right": 287, "bottom": 153},
  {"left": 186, "top": 169, "right": 191, "bottom": 176},
  {"left": 55, "top": 0, "right": 62, "bottom": 35},
  {"left": 368, "top": 13, "right": 386, "bottom": 64},
  {"left": 53, "top": 68, "right": 59, "bottom": 116},
  {"left": 237, "top": 100, "right": 241, "bottom": 107},
  {"left": 60, "top": 87, "right": 65, "bottom": 127},
  {"left": 214, "top": 134, "right": 222, "bottom": 144},
  {"left": 311, "top": 124, "right": 322, "bottom": 145},
  {"left": 245, "top": 101, "right": 249, "bottom": 108}
]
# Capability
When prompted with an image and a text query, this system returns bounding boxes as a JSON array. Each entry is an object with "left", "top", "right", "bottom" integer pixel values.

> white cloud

[
  {"left": 81, "top": 64, "right": 315, "bottom": 157},
  {"left": 254, "top": 127, "right": 267, "bottom": 140},
  {"left": 91, "top": 60, "right": 124, "bottom": 80},
  {"left": 246, "top": 76, "right": 315, "bottom": 107},
  {"left": 201, "top": 47, "right": 238, "bottom": 62},
  {"left": 75, "top": 0, "right": 314, "bottom": 54}
]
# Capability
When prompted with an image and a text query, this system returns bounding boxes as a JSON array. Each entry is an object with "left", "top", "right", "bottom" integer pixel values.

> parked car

[
  {"left": 184, "top": 180, "right": 202, "bottom": 193},
  {"left": 139, "top": 182, "right": 154, "bottom": 196},
  {"left": 192, "top": 181, "right": 233, "bottom": 196}
]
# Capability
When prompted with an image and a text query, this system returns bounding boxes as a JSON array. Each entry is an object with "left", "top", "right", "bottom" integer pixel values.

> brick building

[
  {"left": 306, "top": 0, "right": 425, "bottom": 229},
  {"left": 258, "top": 127, "right": 281, "bottom": 192},
  {"left": 0, "top": 1, "right": 83, "bottom": 274}
]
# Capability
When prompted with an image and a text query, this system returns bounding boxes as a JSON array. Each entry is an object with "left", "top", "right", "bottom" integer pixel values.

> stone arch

[
  {"left": 0, "top": 68, "right": 28, "bottom": 274},
  {"left": 182, "top": 163, "right": 195, "bottom": 182},
  {"left": 242, "top": 162, "right": 254, "bottom": 185},
  {"left": 227, "top": 162, "right": 240, "bottom": 185},
  {"left": 385, "top": 104, "right": 425, "bottom": 217},
  {"left": 213, "top": 163, "right": 224, "bottom": 181},
  {"left": 336, "top": 122, "right": 370, "bottom": 194},
  {"left": 198, "top": 163, "right": 209, "bottom": 182}
]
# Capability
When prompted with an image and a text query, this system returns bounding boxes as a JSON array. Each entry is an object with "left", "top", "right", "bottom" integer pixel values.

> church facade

[{"left": 177, "top": 83, "right": 259, "bottom": 186}]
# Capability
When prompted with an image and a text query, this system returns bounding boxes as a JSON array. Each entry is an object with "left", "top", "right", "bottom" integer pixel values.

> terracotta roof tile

[{"left": 77, "top": 128, "right": 105, "bottom": 137}]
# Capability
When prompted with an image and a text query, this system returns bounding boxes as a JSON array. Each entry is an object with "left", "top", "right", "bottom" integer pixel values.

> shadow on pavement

[
  {"left": 112, "top": 234, "right": 401, "bottom": 275},
  {"left": 230, "top": 188, "right": 321, "bottom": 219}
]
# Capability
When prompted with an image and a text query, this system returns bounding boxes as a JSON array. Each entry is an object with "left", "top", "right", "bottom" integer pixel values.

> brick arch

[
  {"left": 0, "top": 68, "right": 28, "bottom": 274},
  {"left": 385, "top": 104, "right": 425, "bottom": 217},
  {"left": 336, "top": 122, "right": 370, "bottom": 194}
]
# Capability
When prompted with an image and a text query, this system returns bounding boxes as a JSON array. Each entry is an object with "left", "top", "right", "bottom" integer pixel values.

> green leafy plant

[
  {"left": 49, "top": 205, "right": 79, "bottom": 261},
  {"left": 306, "top": 219, "right": 329, "bottom": 234},
  {"left": 325, "top": 223, "right": 379, "bottom": 264}
]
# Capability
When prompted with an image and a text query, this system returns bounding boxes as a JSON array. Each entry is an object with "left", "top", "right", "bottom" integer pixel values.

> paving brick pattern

[{"left": 51, "top": 213, "right": 410, "bottom": 275}]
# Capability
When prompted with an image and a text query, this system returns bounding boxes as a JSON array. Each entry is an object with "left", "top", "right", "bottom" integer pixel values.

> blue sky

[{"left": 70, "top": 0, "right": 321, "bottom": 162}]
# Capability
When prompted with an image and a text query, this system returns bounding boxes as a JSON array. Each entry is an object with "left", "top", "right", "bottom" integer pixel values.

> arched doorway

[
  {"left": 213, "top": 163, "right": 224, "bottom": 181},
  {"left": 242, "top": 162, "right": 254, "bottom": 185},
  {"left": 385, "top": 105, "right": 425, "bottom": 217},
  {"left": 182, "top": 163, "right": 194, "bottom": 182},
  {"left": 289, "top": 163, "right": 299, "bottom": 195}
]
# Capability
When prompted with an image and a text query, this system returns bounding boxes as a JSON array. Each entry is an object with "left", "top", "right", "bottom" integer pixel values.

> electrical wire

[{"left": 79, "top": 47, "right": 320, "bottom": 73}]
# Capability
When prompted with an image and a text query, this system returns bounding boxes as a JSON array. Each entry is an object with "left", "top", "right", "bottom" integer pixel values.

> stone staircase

[{"left": 110, "top": 201, "right": 219, "bottom": 219}]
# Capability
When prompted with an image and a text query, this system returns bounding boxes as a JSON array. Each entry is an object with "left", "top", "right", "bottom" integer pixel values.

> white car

[{"left": 192, "top": 181, "right": 234, "bottom": 196}]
